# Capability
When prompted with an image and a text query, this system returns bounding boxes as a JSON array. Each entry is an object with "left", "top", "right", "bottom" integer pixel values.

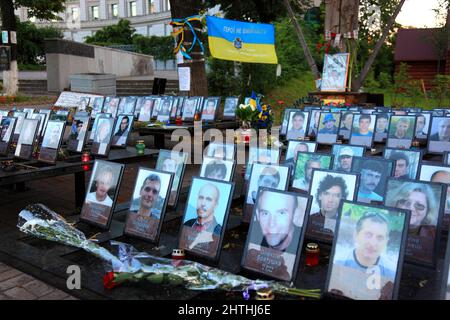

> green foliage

[
  {"left": 12, "top": 0, "right": 65, "bottom": 21},
  {"left": 85, "top": 19, "right": 135, "bottom": 45},
  {"left": 132, "top": 35, "right": 174, "bottom": 60},
  {"left": 294, "top": 154, "right": 332, "bottom": 180},
  {"left": 431, "top": 74, "right": 450, "bottom": 107},
  {"left": 16, "top": 18, "right": 63, "bottom": 65}
]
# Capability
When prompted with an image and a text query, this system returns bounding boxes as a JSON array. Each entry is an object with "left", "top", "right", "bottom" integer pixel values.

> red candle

[
  {"left": 82, "top": 152, "right": 90, "bottom": 162},
  {"left": 305, "top": 243, "right": 319, "bottom": 267}
]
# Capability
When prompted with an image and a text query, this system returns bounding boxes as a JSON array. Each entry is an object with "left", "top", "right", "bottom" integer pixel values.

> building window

[
  {"left": 149, "top": 0, "right": 156, "bottom": 14},
  {"left": 129, "top": 1, "right": 137, "bottom": 16},
  {"left": 90, "top": 6, "right": 99, "bottom": 20},
  {"left": 111, "top": 4, "right": 119, "bottom": 18},
  {"left": 71, "top": 7, "right": 80, "bottom": 21}
]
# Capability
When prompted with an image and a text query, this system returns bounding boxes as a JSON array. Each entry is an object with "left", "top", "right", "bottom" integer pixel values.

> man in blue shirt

[{"left": 357, "top": 160, "right": 384, "bottom": 203}]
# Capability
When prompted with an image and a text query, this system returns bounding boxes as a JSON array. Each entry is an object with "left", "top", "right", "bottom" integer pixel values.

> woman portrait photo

[
  {"left": 92, "top": 117, "right": 114, "bottom": 156},
  {"left": 137, "top": 97, "right": 154, "bottom": 122}
]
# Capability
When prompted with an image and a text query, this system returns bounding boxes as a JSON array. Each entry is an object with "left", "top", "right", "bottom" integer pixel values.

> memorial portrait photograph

[
  {"left": 284, "top": 140, "right": 317, "bottom": 178},
  {"left": 374, "top": 113, "right": 390, "bottom": 143},
  {"left": 307, "top": 109, "right": 321, "bottom": 136},
  {"left": 13, "top": 111, "right": 26, "bottom": 136},
  {"left": 223, "top": 97, "right": 239, "bottom": 119},
  {"left": 67, "top": 115, "right": 89, "bottom": 153},
  {"left": 384, "top": 178, "right": 445, "bottom": 266},
  {"left": 245, "top": 147, "right": 280, "bottom": 180},
  {"left": 182, "top": 97, "right": 197, "bottom": 121},
  {"left": 17, "top": 118, "right": 38, "bottom": 146},
  {"left": 331, "top": 144, "right": 365, "bottom": 173},
  {"left": 179, "top": 177, "right": 234, "bottom": 261},
  {"left": 286, "top": 111, "right": 309, "bottom": 141},
  {"left": 89, "top": 113, "right": 111, "bottom": 141},
  {"left": 0, "top": 117, "right": 15, "bottom": 144},
  {"left": 349, "top": 114, "right": 376, "bottom": 148},
  {"left": 351, "top": 157, "right": 394, "bottom": 204},
  {"left": 387, "top": 115, "right": 416, "bottom": 149},
  {"left": 41, "top": 120, "right": 65, "bottom": 149},
  {"left": 91, "top": 97, "right": 105, "bottom": 118},
  {"left": 442, "top": 236, "right": 450, "bottom": 300},
  {"left": 280, "top": 108, "right": 295, "bottom": 135},
  {"left": 307, "top": 169, "right": 358, "bottom": 243},
  {"left": 104, "top": 97, "right": 120, "bottom": 117},
  {"left": 151, "top": 97, "right": 162, "bottom": 119},
  {"left": 137, "top": 97, "right": 154, "bottom": 122},
  {"left": 80, "top": 160, "right": 124, "bottom": 228},
  {"left": 121, "top": 96, "right": 137, "bottom": 115},
  {"left": 292, "top": 152, "right": 333, "bottom": 192},
  {"left": 201, "top": 97, "right": 220, "bottom": 122},
  {"left": 316, "top": 112, "right": 341, "bottom": 145},
  {"left": 321, "top": 53, "right": 350, "bottom": 91},
  {"left": 326, "top": 201, "right": 409, "bottom": 300},
  {"left": 30, "top": 113, "right": 46, "bottom": 137},
  {"left": 339, "top": 111, "right": 354, "bottom": 140},
  {"left": 204, "top": 142, "right": 235, "bottom": 160},
  {"left": 125, "top": 168, "right": 173, "bottom": 243},
  {"left": 157, "top": 97, "right": 173, "bottom": 122},
  {"left": 155, "top": 149, "right": 188, "bottom": 207},
  {"left": 413, "top": 113, "right": 431, "bottom": 139},
  {"left": 242, "top": 189, "right": 311, "bottom": 282},
  {"left": 199, "top": 157, "right": 235, "bottom": 182},
  {"left": 111, "top": 115, "right": 133, "bottom": 147},
  {"left": 383, "top": 148, "right": 422, "bottom": 180},
  {"left": 428, "top": 116, "right": 450, "bottom": 154},
  {"left": 91, "top": 117, "right": 114, "bottom": 156}
]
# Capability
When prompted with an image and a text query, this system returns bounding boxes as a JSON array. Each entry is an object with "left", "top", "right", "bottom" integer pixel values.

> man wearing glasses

[{"left": 126, "top": 174, "right": 162, "bottom": 239}]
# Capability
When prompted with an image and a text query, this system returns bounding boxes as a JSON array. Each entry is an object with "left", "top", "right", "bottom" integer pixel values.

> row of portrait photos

[
  {"left": 81, "top": 95, "right": 240, "bottom": 123},
  {"left": 78, "top": 141, "right": 450, "bottom": 300},
  {"left": 280, "top": 106, "right": 450, "bottom": 154}
]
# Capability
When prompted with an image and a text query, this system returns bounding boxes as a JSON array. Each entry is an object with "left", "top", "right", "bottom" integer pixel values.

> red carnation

[
  {"left": 103, "top": 272, "right": 117, "bottom": 290},
  {"left": 277, "top": 100, "right": 285, "bottom": 105}
]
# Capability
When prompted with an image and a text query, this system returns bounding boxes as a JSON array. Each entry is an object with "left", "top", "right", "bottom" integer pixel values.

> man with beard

[
  {"left": 392, "top": 118, "right": 410, "bottom": 140},
  {"left": 336, "top": 147, "right": 354, "bottom": 172},
  {"left": 357, "top": 161, "right": 384, "bottom": 203}
]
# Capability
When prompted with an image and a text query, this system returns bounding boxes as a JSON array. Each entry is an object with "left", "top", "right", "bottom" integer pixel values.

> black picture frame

[
  {"left": 199, "top": 157, "right": 236, "bottom": 182},
  {"left": 155, "top": 149, "right": 188, "bottom": 208},
  {"left": 280, "top": 108, "right": 296, "bottom": 136},
  {"left": 316, "top": 112, "right": 342, "bottom": 145},
  {"left": 411, "top": 112, "right": 431, "bottom": 140},
  {"left": 89, "top": 113, "right": 112, "bottom": 141},
  {"left": 67, "top": 114, "right": 90, "bottom": 153},
  {"left": 91, "top": 97, "right": 105, "bottom": 119},
  {"left": 349, "top": 114, "right": 376, "bottom": 149},
  {"left": 204, "top": 141, "right": 236, "bottom": 161},
  {"left": 383, "top": 147, "right": 423, "bottom": 180},
  {"left": 244, "top": 146, "right": 281, "bottom": 180},
  {"left": 241, "top": 188, "right": 312, "bottom": 282},
  {"left": 156, "top": 96, "right": 174, "bottom": 122},
  {"left": 222, "top": 97, "right": 239, "bottom": 120},
  {"left": 338, "top": 111, "right": 356, "bottom": 140},
  {"left": 111, "top": 114, "right": 133, "bottom": 148},
  {"left": 91, "top": 116, "right": 114, "bottom": 157},
  {"left": 386, "top": 115, "right": 417, "bottom": 149},
  {"left": 373, "top": 113, "right": 391, "bottom": 143},
  {"left": 103, "top": 97, "right": 120, "bottom": 118},
  {"left": 181, "top": 97, "right": 198, "bottom": 122},
  {"left": 441, "top": 234, "right": 450, "bottom": 300},
  {"left": 79, "top": 160, "right": 125, "bottom": 230},
  {"left": 384, "top": 177, "right": 446, "bottom": 268},
  {"left": 201, "top": 97, "right": 220, "bottom": 123},
  {"left": 331, "top": 143, "right": 365, "bottom": 173},
  {"left": 306, "top": 168, "right": 360, "bottom": 244},
  {"left": 291, "top": 151, "right": 334, "bottom": 192},
  {"left": 285, "top": 110, "right": 310, "bottom": 141},
  {"left": 124, "top": 167, "right": 174, "bottom": 244},
  {"left": 169, "top": 97, "right": 180, "bottom": 120},
  {"left": 0, "top": 117, "right": 16, "bottom": 155},
  {"left": 427, "top": 116, "right": 450, "bottom": 155},
  {"left": 38, "top": 120, "right": 65, "bottom": 164},
  {"left": 12, "top": 111, "right": 26, "bottom": 141},
  {"left": 136, "top": 96, "right": 154, "bottom": 122},
  {"left": 151, "top": 97, "right": 162, "bottom": 120},
  {"left": 324, "top": 200, "right": 410, "bottom": 300},
  {"left": 119, "top": 96, "right": 137, "bottom": 116},
  {"left": 244, "top": 162, "right": 291, "bottom": 223},
  {"left": 178, "top": 176, "right": 235, "bottom": 262},
  {"left": 30, "top": 113, "right": 47, "bottom": 137},
  {"left": 14, "top": 118, "right": 39, "bottom": 160}
]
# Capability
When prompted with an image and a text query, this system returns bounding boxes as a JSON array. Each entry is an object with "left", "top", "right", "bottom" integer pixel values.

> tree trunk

[
  {"left": 0, "top": 0, "right": 18, "bottom": 96},
  {"left": 169, "top": 0, "right": 208, "bottom": 97}
]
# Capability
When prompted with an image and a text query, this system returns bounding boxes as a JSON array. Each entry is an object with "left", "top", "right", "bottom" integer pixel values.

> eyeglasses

[
  {"left": 397, "top": 199, "right": 426, "bottom": 211},
  {"left": 143, "top": 186, "right": 159, "bottom": 195}
]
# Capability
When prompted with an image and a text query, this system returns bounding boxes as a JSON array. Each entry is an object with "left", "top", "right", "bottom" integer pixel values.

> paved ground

[{"left": 0, "top": 71, "right": 179, "bottom": 80}]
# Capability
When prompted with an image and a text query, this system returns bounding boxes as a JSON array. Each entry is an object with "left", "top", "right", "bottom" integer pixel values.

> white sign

[
  {"left": 10, "top": 31, "right": 16, "bottom": 44},
  {"left": 178, "top": 67, "right": 191, "bottom": 91},
  {"left": 54, "top": 91, "right": 104, "bottom": 108}
]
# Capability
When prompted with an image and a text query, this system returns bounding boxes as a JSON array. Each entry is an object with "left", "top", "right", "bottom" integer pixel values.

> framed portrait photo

[
  {"left": 306, "top": 169, "right": 359, "bottom": 243},
  {"left": 241, "top": 189, "right": 312, "bottom": 282},
  {"left": 30, "top": 113, "right": 47, "bottom": 137},
  {"left": 204, "top": 142, "right": 236, "bottom": 161},
  {"left": 155, "top": 149, "right": 188, "bottom": 207},
  {"left": 325, "top": 201, "right": 409, "bottom": 300},
  {"left": 124, "top": 168, "right": 174, "bottom": 243},
  {"left": 38, "top": 120, "right": 65, "bottom": 164},
  {"left": 181, "top": 97, "right": 198, "bottom": 122},
  {"left": 307, "top": 109, "right": 322, "bottom": 137},
  {"left": 178, "top": 177, "right": 235, "bottom": 261},
  {"left": 119, "top": 96, "right": 137, "bottom": 116},
  {"left": 223, "top": 97, "right": 239, "bottom": 120},
  {"left": 349, "top": 114, "right": 376, "bottom": 148},
  {"left": 151, "top": 97, "right": 162, "bottom": 120},
  {"left": 286, "top": 110, "right": 309, "bottom": 141},
  {"left": 339, "top": 111, "right": 355, "bottom": 140},
  {"left": 91, "top": 97, "right": 105, "bottom": 119},
  {"left": 137, "top": 97, "right": 154, "bottom": 122},
  {"left": 331, "top": 144, "right": 365, "bottom": 173},
  {"left": 15, "top": 118, "right": 39, "bottom": 160},
  {"left": 384, "top": 178, "right": 446, "bottom": 267},
  {"left": 316, "top": 112, "right": 341, "bottom": 145},
  {"left": 284, "top": 140, "right": 317, "bottom": 178},
  {"left": 199, "top": 157, "right": 235, "bottom": 182},
  {"left": 351, "top": 157, "right": 394, "bottom": 204},
  {"left": 427, "top": 116, "right": 450, "bottom": 154},
  {"left": 292, "top": 152, "right": 333, "bottom": 192},
  {"left": 280, "top": 108, "right": 296, "bottom": 136},
  {"left": 111, "top": 114, "right": 133, "bottom": 147},
  {"left": 201, "top": 97, "right": 220, "bottom": 122},
  {"left": 321, "top": 53, "right": 350, "bottom": 92},
  {"left": 80, "top": 160, "right": 125, "bottom": 229},
  {"left": 445, "top": 152, "right": 450, "bottom": 165},
  {"left": 412, "top": 113, "right": 431, "bottom": 140},
  {"left": 373, "top": 113, "right": 391, "bottom": 143},
  {"left": 383, "top": 148, "right": 422, "bottom": 180},
  {"left": 418, "top": 163, "right": 450, "bottom": 230},
  {"left": 244, "top": 163, "right": 290, "bottom": 223},
  {"left": 91, "top": 117, "right": 114, "bottom": 157},
  {"left": 78, "top": 97, "right": 90, "bottom": 112},
  {"left": 157, "top": 97, "right": 174, "bottom": 122},
  {"left": 386, "top": 115, "right": 416, "bottom": 149},
  {"left": 169, "top": 97, "right": 180, "bottom": 120},
  {"left": 67, "top": 114, "right": 90, "bottom": 153},
  {"left": 244, "top": 147, "right": 280, "bottom": 180},
  {"left": 12, "top": 111, "right": 26, "bottom": 141},
  {"left": 103, "top": 97, "right": 120, "bottom": 118},
  {"left": 0, "top": 117, "right": 16, "bottom": 155},
  {"left": 89, "top": 113, "right": 111, "bottom": 141}
]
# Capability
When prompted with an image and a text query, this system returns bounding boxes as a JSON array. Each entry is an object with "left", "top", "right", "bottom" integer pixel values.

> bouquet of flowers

[{"left": 235, "top": 92, "right": 273, "bottom": 131}]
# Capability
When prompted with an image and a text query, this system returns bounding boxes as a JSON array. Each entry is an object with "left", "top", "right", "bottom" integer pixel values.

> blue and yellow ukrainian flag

[{"left": 206, "top": 15, "right": 278, "bottom": 64}]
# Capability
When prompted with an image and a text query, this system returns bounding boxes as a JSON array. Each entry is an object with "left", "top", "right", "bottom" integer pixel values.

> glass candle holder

[
  {"left": 255, "top": 288, "right": 274, "bottom": 300},
  {"left": 171, "top": 248, "right": 185, "bottom": 267},
  {"left": 175, "top": 116, "right": 183, "bottom": 125},
  {"left": 135, "top": 140, "right": 146, "bottom": 155},
  {"left": 305, "top": 242, "right": 320, "bottom": 267},
  {"left": 81, "top": 151, "right": 90, "bottom": 163}
]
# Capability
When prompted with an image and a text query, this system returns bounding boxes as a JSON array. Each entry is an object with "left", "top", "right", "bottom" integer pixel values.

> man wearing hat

[
  {"left": 319, "top": 113, "right": 338, "bottom": 135},
  {"left": 336, "top": 147, "right": 354, "bottom": 172}
]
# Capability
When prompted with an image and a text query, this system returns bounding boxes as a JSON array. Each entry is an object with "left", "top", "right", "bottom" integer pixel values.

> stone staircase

[
  {"left": 18, "top": 80, "right": 51, "bottom": 96},
  {"left": 116, "top": 79, "right": 179, "bottom": 96}
]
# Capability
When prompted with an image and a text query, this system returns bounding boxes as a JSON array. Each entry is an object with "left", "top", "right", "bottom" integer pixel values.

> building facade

[{"left": 15, "top": 0, "right": 173, "bottom": 42}]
